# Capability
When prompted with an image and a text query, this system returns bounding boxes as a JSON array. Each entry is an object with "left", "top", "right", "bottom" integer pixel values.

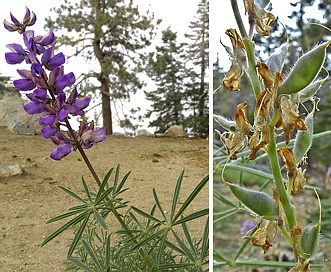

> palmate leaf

[
  {"left": 67, "top": 210, "right": 93, "bottom": 257},
  {"left": 41, "top": 211, "right": 88, "bottom": 247},
  {"left": 172, "top": 175, "right": 209, "bottom": 223}
]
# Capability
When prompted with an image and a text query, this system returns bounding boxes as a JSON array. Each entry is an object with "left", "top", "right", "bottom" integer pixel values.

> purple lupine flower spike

[{"left": 4, "top": 7, "right": 106, "bottom": 160}]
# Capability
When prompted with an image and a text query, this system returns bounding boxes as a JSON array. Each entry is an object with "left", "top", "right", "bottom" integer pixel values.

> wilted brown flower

[
  {"left": 250, "top": 220, "right": 278, "bottom": 253},
  {"left": 222, "top": 61, "right": 242, "bottom": 91},
  {"left": 249, "top": 125, "right": 269, "bottom": 160},
  {"left": 280, "top": 96, "right": 307, "bottom": 144},
  {"left": 243, "top": 0, "right": 275, "bottom": 36},
  {"left": 217, "top": 131, "right": 247, "bottom": 160},
  {"left": 257, "top": 62, "right": 274, "bottom": 88},
  {"left": 222, "top": 29, "right": 246, "bottom": 91},
  {"left": 235, "top": 101, "right": 253, "bottom": 136}
]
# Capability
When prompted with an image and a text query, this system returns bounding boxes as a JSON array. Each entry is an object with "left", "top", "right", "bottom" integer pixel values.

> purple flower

[
  {"left": 5, "top": 43, "right": 25, "bottom": 64},
  {"left": 240, "top": 220, "right": 255, "bottom": 236},
  {"left": 42, "top": 46, "right": 65, "bottom": 70},
  {"left": 79, "top": 121, "right": 107, "bottom": 149},
  {"left": 65, "top": 88, "right": 90, "bottom": 116},
  {"left": 36, "top": 30, "right": 55, "bottom": 46},
  {"left": 54, "top": 72, "right": 76, "bottom": 92},
  {"left": 4, "top": 7, "right": 107, "bottom": 160},
  {"left": 50, "top": 144, "right": 72, "bottom": 160},
  {"left": 3, "top": 7, "right": 36, "bottom": 34},
  {"left": 41, "top": 126, "right": 58, "bottom": 139},
  {"left": 13, "top": 69, "right": 36, "bottom": 91}
]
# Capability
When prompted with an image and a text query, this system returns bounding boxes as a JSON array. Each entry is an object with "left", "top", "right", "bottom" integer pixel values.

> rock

[
  {"left": 164, "top": 125, "right": 186, "bottom": 137},
  {"left": 0, "top": 96, "right": 40, "bottom": 135},
  {"left": 136, "top": 129, "right": 153, "bottom": 137},
  {"left": 0, "top": 163, "right": 24, "bottom": 177}
]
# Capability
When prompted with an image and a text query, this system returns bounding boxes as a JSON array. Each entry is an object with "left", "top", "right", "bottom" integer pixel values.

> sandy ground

[{"left": 0, "top": 127, "right": 209, "bottom": 271}]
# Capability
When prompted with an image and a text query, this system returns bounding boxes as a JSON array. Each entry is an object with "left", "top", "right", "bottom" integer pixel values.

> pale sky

[{"left": 0, "top": 0, "right": 200, "bottom": 133}]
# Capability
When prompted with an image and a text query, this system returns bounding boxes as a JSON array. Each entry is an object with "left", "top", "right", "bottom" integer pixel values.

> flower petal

[
  {"left": 5, "top": 52, "right": 24, "bottom": 64},
  {"left": 41, "top": 126, "right": 57, "bottom": 139},
  {"left": 13, "top": 78, "right": 35, "bottom": 91},
  {"left": 50, "top": 144, "right": 72, "bottom": 160}
]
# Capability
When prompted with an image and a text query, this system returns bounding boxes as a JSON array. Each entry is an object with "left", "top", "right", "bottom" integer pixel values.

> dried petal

[
  {"left": 235, "top": 102, "right": 253, "bottom": 136},
  {"left": 254, "top": 89, "right": 271, "bottom": 126},
  {"left": 280, "top": 96, "right": 307, "bottom": 144},
  {"left": 256, "top": 62, "right": 274, "bottom": 88},
  {"left": 251, "top": 220, "right": 277, "bottom": 253},
  {"left": 222, "top": 61, "right": 242, "bottom": 91}
]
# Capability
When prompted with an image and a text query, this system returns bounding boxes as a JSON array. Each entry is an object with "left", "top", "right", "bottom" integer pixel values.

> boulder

[
  {"left": 0, "top": 95, "right": 40, "bottom": 135},
  {"left": 0, "top": 162, "right": 24, "bottom": 177},
  {"left": 136, "top": 129, "right": 153, "bottom": 137},
  {"left": 164, "top": 125, "right": 186, "bottom": 137}
]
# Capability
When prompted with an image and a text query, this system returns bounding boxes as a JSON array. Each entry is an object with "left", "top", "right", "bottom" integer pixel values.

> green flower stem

[
  {"left": 267, "top": 125, "right": 298, "bottom": 261},
  {"left": 230, "top": 0, "right": 248, "bottom": 38},
  {"left": 65, "top": 119, "right": 101, "bottom": 187},
  {"left": 243, "top": 39, "right": 262, "bottom": 98},
  {"left": 267, "top": 126, "right": 296, "bottom": 229}
]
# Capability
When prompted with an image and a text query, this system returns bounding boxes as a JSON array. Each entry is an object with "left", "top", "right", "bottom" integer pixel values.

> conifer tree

[
  {"left": 184, "top": 0, "right": 209, "bottom": 137},
  {"left": 145, "top": 28, "right": 186, "bottom": 133}
]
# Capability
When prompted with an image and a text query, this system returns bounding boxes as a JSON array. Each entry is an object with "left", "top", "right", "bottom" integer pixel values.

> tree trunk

[
  {"left": 92, "top": 1, "right": 113, "bottom": 135},
  {"left": 93, "top": 18, "right": 113, "bottom": 133},
  {"left": 100, "top": 76, "right": 113, "bottom": 135}
]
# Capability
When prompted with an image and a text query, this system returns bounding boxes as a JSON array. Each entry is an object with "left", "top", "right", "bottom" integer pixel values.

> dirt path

[{"left": 0, "top": 127, "right": 208, "bottom": 271}]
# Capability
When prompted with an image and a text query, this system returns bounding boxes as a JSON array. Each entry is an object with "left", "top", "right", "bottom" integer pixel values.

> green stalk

[
  {"left": 243, "top": 39, "right": 262, "bottom": 98},
  {"left": 230, "top": 0, "right": 248, "bottom": 38}
]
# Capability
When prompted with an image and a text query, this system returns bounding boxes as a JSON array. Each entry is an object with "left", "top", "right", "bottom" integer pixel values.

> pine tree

[
  {"left": 145, "top": 28, "right": 186, "bottom": 133},
  {"left": 184, "top": 0, "right": 209, "bottom": 137},
  {"left": 45, "top": 0, "right": 159, "bottom": 134}
]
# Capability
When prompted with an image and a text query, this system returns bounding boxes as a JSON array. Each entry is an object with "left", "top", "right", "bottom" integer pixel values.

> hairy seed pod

[
  {"left": 299, "top": 189, "right": 321, "bottom": 259},
  {"left": 227, "top": 182, "right": 279, "bottom": 219},
  {"left": 291, "top": 76, "right": 327, "bottom": 104},
  {"left": 293, "top": 110, "right": 314, "bottom": 164},
  {"left": 279, "top": 41, "right": 331, "bottom": 95},
  {"left": 213, "top": 114, "right": 238, "bottom": 132}
]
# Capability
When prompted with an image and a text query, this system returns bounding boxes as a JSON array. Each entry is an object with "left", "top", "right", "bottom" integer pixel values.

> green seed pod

[
  {"left": 213, "top": 114, "right": 238, "bottom": 132},
  {"left": 279, "top": 41, "right": 331, "bottom": 95},
  {"left": 227, "top": 182, "right": 279, "bottom": 219},
  {"left": 293, "top": 110, "right": 314, "bottom": 164},
  {"left": 291, "top": 75, "right": 327, "bottom": 104},
  {"left": 299, "top": 189, "right": 321, "bottom": 259}
]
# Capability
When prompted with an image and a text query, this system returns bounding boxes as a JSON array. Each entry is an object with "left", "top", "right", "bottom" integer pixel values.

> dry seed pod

[
  {"left": 293, "top": 110, "right": 314, "bottom": 164},
  {"left": 299, "top": 189, "right": 321, "bottom": 259},
  {"left": 227, "top": 182, "right": 279, "bottom": 219},
  {"left": 279, "top": 41, "right": 331, "bottom": 95}
]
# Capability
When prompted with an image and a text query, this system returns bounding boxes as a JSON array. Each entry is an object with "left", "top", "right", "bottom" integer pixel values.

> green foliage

[
  {"left": 42, "top": 165, "right": 209, "bottom": 271},
  {"left": 145, "top": 28, "right": 187, "bottom": 133},
  {"left": 145, "top": 0, "right": 209, "bottom": 137}
]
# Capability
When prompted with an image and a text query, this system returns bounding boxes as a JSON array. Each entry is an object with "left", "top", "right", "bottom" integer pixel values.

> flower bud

[
  {"left": 299, "top": 189, "right": 321, "bottom": 260},
  {"left": 227, "top": 182, "right": 279, "bottom": 219},
  {"left": 279, "top": 41, "right": 331, "bottom": 95},
  {"left": 293, "top": 110, "right": 314, "bottom": 164}
]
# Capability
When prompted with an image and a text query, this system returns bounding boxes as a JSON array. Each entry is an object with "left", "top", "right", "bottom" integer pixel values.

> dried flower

[
  {"left": 279, "top": 96, "right": 307, "bottom": 144},
  {"left": 243, "top": 0, "right": 275, "bottom": 36},
  {"left": 222, "top": 29, "right": 246, "bottom": 91}
]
